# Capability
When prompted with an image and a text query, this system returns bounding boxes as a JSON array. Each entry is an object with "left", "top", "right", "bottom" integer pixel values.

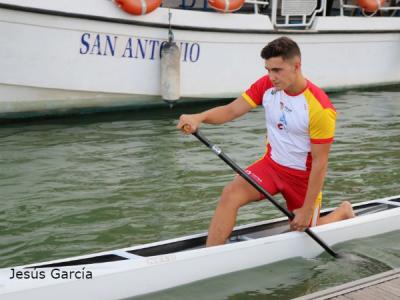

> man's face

[{"left": 265, "top": 56, "right": 300, "bottom": 91}]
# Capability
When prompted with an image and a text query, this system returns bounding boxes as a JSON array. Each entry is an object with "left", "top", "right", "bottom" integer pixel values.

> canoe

[{"left": 1, "top": 195, "right": 400, "bottom": 299}]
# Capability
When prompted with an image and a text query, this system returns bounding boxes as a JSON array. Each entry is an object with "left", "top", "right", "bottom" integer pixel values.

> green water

[
  {"left": 136, "top": 231, "right": 400, "bottom": 300},
  {"left": 0, "top": 87, "right": 399, "bottom": 299}
]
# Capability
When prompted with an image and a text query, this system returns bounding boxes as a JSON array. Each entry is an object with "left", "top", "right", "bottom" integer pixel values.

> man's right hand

[
  {"left": 176, "top": 96, "right": 252, "bottom": 134},
  {"left": 177, "top": 114, "right": 203, "bottom": 134}
]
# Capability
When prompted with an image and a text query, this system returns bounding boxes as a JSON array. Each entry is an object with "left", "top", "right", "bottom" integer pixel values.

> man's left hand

[{"left": 290, "top": 207, "right": 313, "bottom": 231}]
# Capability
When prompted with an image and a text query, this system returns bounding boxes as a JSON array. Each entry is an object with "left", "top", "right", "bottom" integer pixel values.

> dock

[{"left": 294, "top": 268, "right": 400, "bottom": 300}]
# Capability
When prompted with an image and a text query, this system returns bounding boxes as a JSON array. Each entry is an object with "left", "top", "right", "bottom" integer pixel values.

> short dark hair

[{"left": 260, "top": 37, "right": 301, "bottom": 60}]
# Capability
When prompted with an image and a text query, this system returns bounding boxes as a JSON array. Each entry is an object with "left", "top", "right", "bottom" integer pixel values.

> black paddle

[{"left": 191, "top": 130, "right": 339, "bottom": 259}]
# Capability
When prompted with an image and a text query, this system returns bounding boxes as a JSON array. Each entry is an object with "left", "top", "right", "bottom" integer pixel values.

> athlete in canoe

[{"left": 177, "top": 37, "right": 355, "bottom": 246}]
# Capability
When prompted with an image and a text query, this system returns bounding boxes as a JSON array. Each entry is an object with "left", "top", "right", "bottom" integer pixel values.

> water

[
  {"left": 136, "top": 230, "right": 400, "bottom": 300},
  {"left": 0, "top": 87, "right": 399, "bottom": 299}
]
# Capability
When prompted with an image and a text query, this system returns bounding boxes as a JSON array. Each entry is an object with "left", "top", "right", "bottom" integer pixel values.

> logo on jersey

[
  {"left": 277, "top": 111, "right": 287, "bottom": 130},
  {"left": 280, "top": 101, "right": 292, "bottom": 113},
  {"left": 284, "top": 106, "right": 292, "bottom": 113}
]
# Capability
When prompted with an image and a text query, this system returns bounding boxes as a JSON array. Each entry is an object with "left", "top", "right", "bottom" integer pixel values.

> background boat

[{"left": 0, "top": 0, "right": 399, "bottom": 119}]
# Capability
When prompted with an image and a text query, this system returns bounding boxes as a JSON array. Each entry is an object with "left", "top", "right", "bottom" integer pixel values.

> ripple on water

[{"left": 0, "top": 87, "right": 399, "bottom": 300}]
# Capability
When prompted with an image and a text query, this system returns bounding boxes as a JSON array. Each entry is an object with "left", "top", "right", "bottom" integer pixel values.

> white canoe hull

[
  {"left": 0, "top": 195, "right": 400, "bottom": 299},
  {"left": 0, "top": 0, "right": 400, "bottom": 118}
]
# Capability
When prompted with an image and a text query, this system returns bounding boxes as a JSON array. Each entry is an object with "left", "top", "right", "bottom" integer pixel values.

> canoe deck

[{"left": 29, "top": 196, "right": 400, "bottom": 268}]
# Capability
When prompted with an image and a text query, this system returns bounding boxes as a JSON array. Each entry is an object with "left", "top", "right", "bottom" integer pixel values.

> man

[{"left": 177, "top": 37, "right": 354, "bottom": 247}]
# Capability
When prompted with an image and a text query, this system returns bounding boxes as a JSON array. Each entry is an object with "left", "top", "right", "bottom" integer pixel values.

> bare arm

[
  {"left": 177, "top": 96, "right": 253, "bottom": 133},
  {"left": 290, "top": 143, "right": 331, "bottom": 231}
]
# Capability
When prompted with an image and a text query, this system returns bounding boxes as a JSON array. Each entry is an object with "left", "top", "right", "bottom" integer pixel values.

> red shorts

[{"left": 245, "top": 156, "right": 321, "bottom": 225}]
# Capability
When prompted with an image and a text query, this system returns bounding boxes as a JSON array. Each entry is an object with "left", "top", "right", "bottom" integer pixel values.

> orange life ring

[
  {"left": 208, "top": 0, "right": 245, "bottom": 13},
  {"left": 357, "top": 0, "right": 384, "bottom": 13},
  {"left": 115, "top": 0, "right": 162, "bottom": 15}
]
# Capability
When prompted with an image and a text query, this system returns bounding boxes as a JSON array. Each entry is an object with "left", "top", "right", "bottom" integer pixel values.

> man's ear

[
  {"left": 290, "top": 56, "right": 301, "bottom": 72},
  {"left": 295, "top": 61, "right": 301, "bottom": 72},
  {"left": 293, "top": 56, "right": 301, "bottom": 72}
]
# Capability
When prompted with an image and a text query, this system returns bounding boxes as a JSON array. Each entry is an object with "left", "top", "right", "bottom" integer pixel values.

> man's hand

[
  {"left": 290, "top": 207, "right": 313, "bottom": 231},
  {"left": 176, "top": 97, "right": 253, "bottom": 134},
  {"left": 177, "top": 114, "right": 203, "bottom": 134},
  {"left": 290, "top": 143, "right": 331, "bottom": 231}
]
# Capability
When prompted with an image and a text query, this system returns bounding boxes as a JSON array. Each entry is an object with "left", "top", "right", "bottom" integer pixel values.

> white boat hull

[
  {"left": 0, "top": 196, "right": 399, "bottom": 299},
  {"left": 0, "top": 0, "right": 400, "bottom": 118}
]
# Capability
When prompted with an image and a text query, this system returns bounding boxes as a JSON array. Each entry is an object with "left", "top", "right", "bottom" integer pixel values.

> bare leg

[
  {"left": 206, "top": 176, "right": 261, "bottom": 247},
  {"left": 317, "top": 201, "right": 355, "bottom": 226}
]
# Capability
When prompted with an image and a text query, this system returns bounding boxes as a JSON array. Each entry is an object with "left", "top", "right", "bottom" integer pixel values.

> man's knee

[{"left": 219, "top": 179, "right": 255, "bottom": 209}]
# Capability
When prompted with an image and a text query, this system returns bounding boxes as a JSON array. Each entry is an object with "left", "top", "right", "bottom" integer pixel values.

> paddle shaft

[{"left": 192, "top": 130, "right": 339, "bottom": 258}]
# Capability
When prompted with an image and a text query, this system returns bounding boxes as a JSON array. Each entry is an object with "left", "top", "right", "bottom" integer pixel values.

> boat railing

[
  {"left": 164, "top": 0, "right": 270, "bottom": 13},
  {"left": 244, "top": 0, "right": 269, "bottom": 15},
  {"left": 175, "top": 0, "right": 270, "bottom": 13},
  {"left": 164, "top": 0, "right": 399, "bottom": 19},
  {"left": 270, "top": 0, "right": 326, "bottom": 29}
]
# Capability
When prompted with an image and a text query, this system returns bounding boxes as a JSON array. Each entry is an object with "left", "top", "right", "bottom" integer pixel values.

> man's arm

[
  {"left": 290, "top": 143, "right": 331, "bottom": 231},
  {"left": 177, "top": 96, "right": 253, "bottom": 133}
]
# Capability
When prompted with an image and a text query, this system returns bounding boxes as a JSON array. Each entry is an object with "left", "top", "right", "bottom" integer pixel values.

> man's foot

[
  {"left": 317, "top": 200, "right": 355, "bottom": 226},
  {"left": 339, "top": 201, "right": 355, "bottom": 219}
]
